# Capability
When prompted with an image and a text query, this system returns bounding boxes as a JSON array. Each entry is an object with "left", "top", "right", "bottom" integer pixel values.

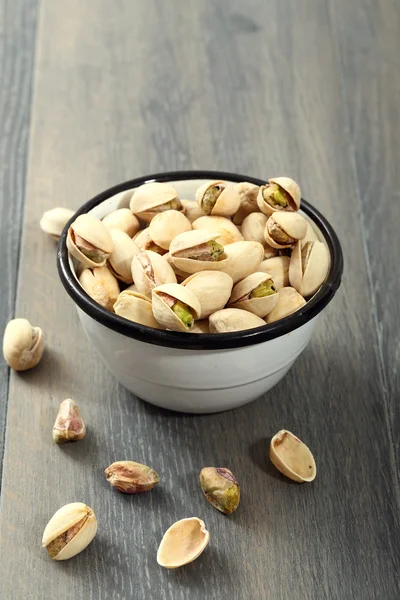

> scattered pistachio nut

[
  {"left": 3, "top": 318, "right": 44, "bottom": 371},
  {"left": 105, "top": 460, "right": 160, "bottom": 493},
  {"left": 52, "top": 399, "right": 86, "bottom": 444},
  {"left": 199, "top": 467, "right": 240, "bottom": 514},
  {"left": 42, "top": 502, "right": 97, "bottom": 560},
  {"left": 157, "top": 517, "right": 210, "bottom": 568},
  {"left": 67, "top": 214, "right": 113, "bottom": 267},
  {"left": 40, "top": 207, "right": 75, "bottom": 240},
  {"left": 269, "top": 430, "right": 316, "bottom": 482}
]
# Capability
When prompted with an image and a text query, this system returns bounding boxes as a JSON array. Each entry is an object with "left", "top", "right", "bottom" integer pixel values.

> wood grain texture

[
  {"left": 0, "top": 1, "right": 399, "bottom": 599},
  {"left": 0, "top": 0, "right": 38, "bottom": 482}
]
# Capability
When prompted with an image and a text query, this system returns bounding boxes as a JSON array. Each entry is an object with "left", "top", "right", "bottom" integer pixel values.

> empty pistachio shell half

[
  {"left": 259, "top": 256, "right": 290, "bottom": 290},
  {"left": 130, "top": 182, "right": 182, "bottom": 223},
  {"left": 264, "top": 212, "right": 307, "bottom": 249},
  {"left": 67, "top": 214, "right": 113, "bottom": 267},
  {"left": 241, "top": 212, "right": 268, "bottom": 246},
  {"left": 180, "top": 199, "right": 205, "bottom": 223},
  {"left": 229, "top": 272, "right": 278, "bottom": 317},
  {"left": 149, "top": 210, "right": 192, "bottom": 250},
  {"left": 114, "top": 290, "right": 162, "bottom": 328},
  {"left": 152, "top": 283, "right": 201, "bottom": 332},
  {"left": 3, "top": 318, "right": 44, "bottom": 371},
  {"left": 209, "top": 308, "right": 265, "bottom": 333},
  {"left": 42, "top": 502, "right": 97, "bottom": 560},
  {"left": 79, "top": 265, "right": 120, "bottom": 311},
  {"left": 233, "top": 182, "right": 260, "bottom": 225},
  {"left": 269, "top": 430, "right": 316, "bottom": 482},
  {"left": 265, "top": 287, "right": 306, "bottom": 324},
  {"left": 102, "top": 208, "right": 140, "bottom": 237},
  {"left": 53, "top": 399, "right": 86, "bottom": 444},
  {"left": 289, "top": 240, "right": 330, "bottom": 297},
  {"left": 257, "top": 177, "right": 301, "bottom": 216},
  {"left": 133, "top": 227, "right": 167, "bottom": 255},
  {"left": 105, "top": 460, "right": 160, "bottom": 493},
  {"left": 195, "top": 181, "right": 241, "bottom": 217},
  {"left": 131, "top": 250, "right": 177, "bottom": 298},
  {"left": 192, "top": 215, "right": 243, "bottom": 245},
  {"left": 107, "top": 229, "right": 140, "bottom": 283},
  {"left": 182, "top": 271, "right": 233, "bottom": 319},
  {"left": 157, "top": 517, "right": 210, "bottom": 568},
  {"left": 40, "top": 207, "right": 74, "bottom": 240},
  {"left": 200, "top": 467, "right": 240, "bottom": 514}
]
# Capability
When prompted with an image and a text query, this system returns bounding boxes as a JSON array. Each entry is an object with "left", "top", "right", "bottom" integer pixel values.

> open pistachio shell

[
  {"left": 301, "top": 220, "right": 319, "bottom": 248},
  {"left": 190, "top": 319, "right": 210, "bottom": 334},
  {"left": 265, "top": 287, "right": 306, "bottom": 324},
  {"left": 107, "top": 229, "right": 140, "bottom": 284},
  {"left": 152, "top": 283, "right": 201, "bottom": 332},
  {"left": 209, "top": 308, "right": 265, "bottom": 333},
  {"left": 259, "top": 256, "right": 290, "bottom": 289},
  {"left": 269, "top": 430, "right": 316, "bottom": 482},
  {"left": 241, "top": 212, "right": 268, "bottom": 246},
  {"left": 129, "top": 182, "right": 182, "bottom": 223},
  {"left": 133, "top": 227, "right": 166, "bottom": 255},
  {"left": 257, "top": 177, "right": 301, "bottom": 216},
  {"left": 149, "top": 210, "right": 192, "bottom": 250},
  {"left": 182, "top": 271, "right": 234, "bottom": 318},
  {"left": 157, "top": 517, "right": 210, "bottom": 569},
  {"left": 114, "top": 290, "right": 162, "bottom": 328},
  {"left": 3, "top": 318, "right": 44, "bottom": 371},
  {"left": 131, "top": 250, "right": 177, "bottom": 298},
  {"left": 102, "top": 208, "right": 140, "bottom": 237},
  {"left": 289, "top": 240, "right": 329, "bottom": 298},
  {"left": 192, "top": 215, "right": 243, "bottom": 245},
  {"left": 233, "top": 182, "right": 260, "bottom": 225},
  {"left": 195, "top": 181, "right": 241, "bottom": 217},
  {"left": 67, "top": 214, "right": 113, "bottom": 268},
  {"left": 40, "top": 207, "right": 74, "bottom": 240},
  {"left": 42, "top": 502, "right": 97, "bottom": 561},
  {"left": 79, "top": 265, "right": 120, "bottom": 311},
  {"left": 229, "top": 272, "right": 278, "bottom": 318},
  {"left": 170, "top": 229, "right": 227, "bottom": 274},
  {"left": 181, "top": 199, "right": 205, "bottom": 223},
  {"left": 264, "top": 212, "right": 307, "bottom": 249}
]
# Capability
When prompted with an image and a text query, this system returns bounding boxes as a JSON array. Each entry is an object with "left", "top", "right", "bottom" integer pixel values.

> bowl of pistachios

[{"left": 57, "top": 170, "right": 343, "bottom": 413}]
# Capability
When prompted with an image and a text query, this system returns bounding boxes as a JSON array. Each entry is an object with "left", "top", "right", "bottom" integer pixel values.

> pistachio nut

[
  {"left": 259, "top": 256, "right": 290, "bottom": 289},
  {"left": 257, "top": 177, "right": 301, "bottom": 216},
  {"left": 264, "top": 245, "right": 279, "bottom": 259},
  {"left": 289, "top": 240, "right": 330, "bottom": 297},
  {"left": 264, "top": 212, "right": 307, "bottom": 249},
  {"left": 195, "top": 180, "right": 241, "bottom": 217},
  {"left": 182, "top": 271, "right": 234, "bottom": 318},
  {"left": 209, "top": 308, "right": 265, "bottom": 333},
  {"left": 40, "top": 207, "right": 74, "bottom": 240},
  {"left": 105, "top": 460, "right": 160, "bottom": 493},
  {"left": 222, "top": 241, "right": 264, "bottom": 283},
  {"left": 180, "top": 199, "right": 205, "bottom": 223},
  {"left": 152, "top": 283, "right": 201, "bottom": 332},
  {"left": 233, "top": 182, "right": 260, "bottom": 225},
  {"left": 102, "top": 208, "right": 140, "bottom": 237},
  {"left": 265, "top": 287, "right": 306, "bottom": 324},
  {"left": 3, "top": 318, "right": 44, "bottom": 371},
  {"left": 131, "top": 250, "right": 177, "bottom": 298},
  {"left": 52, "top": 399, "right": 86, "bottom": 444},
  {"left": 67, "top": 214, "right": 113, "bottom": 267},
  {"left": 164, "top": 252, "right": 191, "bottom": 282},
  {"left": 114, "top": 290, "right": 162, "bottom": 328},
  {"left": 157, "top": 517, "right": 210, "bottom": 568},
  {"left": 42, "top": 502, "right": 97, "bottom": 560},
  {"left": 107, "top": 229, "right": 140, "bottom": 283},
  {"left": 149, "top": 209, "right": 192, "bottom": 250},
  {"left": 301, "top": 220, "right": 320, "bottom": 248},
  {"left": 133, "top": 227, "right": 167, "bottom": 255},
  {"left": 199, "top": 467, "right": 240, "bottom": 514},
  {"left": 129, "top": 182, "right": 182, "bottom": 223},
  {"left": 229, "top": 272, "right": 278, "bottom": 317},
  {"left": 192, "top": 215, "right": 243, "bottom": 245},
  {"left": 269, "top": 430, "right": 316, "bottom": 482},
  {"left": 79, "top": 265, "right": 120, "bottom": 311},
  {"left": 241, "top": 212, "right": 268, "bottom": 246},
  {"left": 190, "top": 319, "right": 210, "bottom": 334},
  {"left": 169, "top": 229, "right": 227, "bottom": 274}
]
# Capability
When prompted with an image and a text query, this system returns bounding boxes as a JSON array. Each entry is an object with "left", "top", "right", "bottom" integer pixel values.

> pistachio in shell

[
  {"left": 289, "top": 240, "right": 330, "bottom": 297},
  {"left": 257, "top": 177, "right": 301, "bottom": 216},
  {"left": 40, "top": 207, "right": 74, "bottom": 240},
  {"left": 107, "top": 229, "right": 140, "bottom": 283},
  {"left": 209, "top": 308, "right": 265, "bottom": 333},
  {"left": 301, "top": 219, "right": 319, "bottom": 248},
  {"left": 269, "top": 430, "right": 316, "bottom": 482},
  {"left": 259, "top": 256, "right": 290, "bottom": 290},
  {"left": 102, "top": 208, "right": 140, "bottom": 237},
  {"left": 52, "top": 399, "right": 86, "bottom": 444},
  {"left": 113, "top": 290, "right": 162, "bottom": 328},
  {"left": 228, "top": 272, "right": 278, "bottom": 318},
  {"left": 105, "top": 460, "right": 160, "bottom": 493},
  {"left": 192, "top": 215, "right": 243, "bottom": 245},
  {"left": 199, "top": 467, "right": 240, "bottom": 514},
  {"left": 67, "top": 214, "right": 113, "bottom": 267},
  {"left": 180, "top": 199, "right": 205, "bottom": 223},
  {"left": 264, "top": 212, "right": 307, "bottom": 250},
  {"left": 3, "top": 318, "right": 44, "bottom": 371},
  {"left": 221, "top": 241, "right": 264, "bottom": 283},
  {"left": 131, "top": 250, "right": 177, "bottom": 298},
  {"left": 42, "top": 502, "right": 97, "bottom": 560},
  {"left": 182, "top": 270, "right": 234, "bottom": 319},
  {"left": 152, "top": 283, "right": 201, "bottom": 332},
  {"left": 149, "top": 209, "right": 192, "bottom": 250},
  {"left": 157, "top": 517, "right": 210, "bottom": 568},
  {"left": 79, "top": 265, "right": 120, "bottom": 311},
  {"left": 133, "top": 227, "right": 167, "bottom": 255},
  {"left": 265, "top": 287, "right": 306, "bottom": 324},
  {"left": 129, "top": 182, "right": 182, "bottom": 223},
  {"left": 170, "top": 229, "right": 227, "bottom": 274},
  {"left": 241, "top": 212, "right": 268, "bottom": 246},
  {"left": 195, "top": 180, "right": 241, "bottom": 217},
  {"left": 233, "top": 182, "right": 260, "bottom": 225}
]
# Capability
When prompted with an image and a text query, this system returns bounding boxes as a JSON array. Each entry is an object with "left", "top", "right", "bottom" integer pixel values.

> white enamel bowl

[{"left": 58, "top": 171, "right": 343, "bottom": 413}]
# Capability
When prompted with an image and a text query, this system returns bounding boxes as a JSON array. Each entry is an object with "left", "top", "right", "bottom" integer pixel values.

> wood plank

[
  {"left": 1, "top": 1, "right": 399, "bottom": 598},
  {"left": 0, "top": 0, "right": 39, "bottom": 478}
]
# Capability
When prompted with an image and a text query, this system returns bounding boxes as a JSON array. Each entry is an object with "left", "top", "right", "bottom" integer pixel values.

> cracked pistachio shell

[
  {"left": 79, "top": 265, "right": 120, "bottom": 311},
  {"left": 241, "top": 212, "right": 268, "bottom": 246},
  {"left": 42, "top": 502, "right": 97, "bottom": 561},
  {"left": 114, "top": 290, "right": 162, "bottom": 328},
  {"left": 149, "top": 210, "right": 192, "bottom": 250},
  {"left": 107, "top": 229, "right": 140, "bottom": 283},
  {"left": 181, "top": 199, "right": 205, "bottom": 223},
  {"left": 157, "top": 517, "right": 210, "bottom": 569},
  {"left": 229, "top": 272, "right": 278, "bottom": 318},
  {"left": 259, "top": 256, "right": 290, "bottom": 289},
  {"left": 182, "top": 271, "right": 234, "bottom": 319},
  {"left": 53, "top": 399, "right": 86, "bottom": 444},
  {"left": 209, "top": 308, "right": 265, "bottom": 333},
  {"left": 133, "top": 227, "right": 167, "bottom": 255},
  {"left": 131, "top": 250, "right": 177, "bottom": 298},
  {"left": 264, "top": 212, "right": 307, "bottom": 249},
  {"left": 40, "top": 207, "right": 74, "bottom": 240},
  {"left": 233, "top": 182, "right": 260, "bottom": 225},
  {"left": 289, "top": 240, "right": 330, "bottom": 297},
  {"left": 152, "top": 283, "right": 201, "bottom": 332},
  {"left": 129, "top": 182, "right": 182, "bottom": 223},
  {"left": 200, "top": 467, "right": 240, "bottom": 514},
  {"left": 105, "top": 460, "right": 160, "bottom": 493},
  {"left": 192, "top": 215, "right": 243, "bottom": 245},
  {"left": 67, "top": 214, "right": 113, "bottom": 267},
  {"left": 195, "top": 181, "right": 241, "bottom": 217},
  {"left": 102, "top": 208, "right": 140, "bottom": 237},
  {"left": 257, "top": 177, "right": 301, "bottom": 216},
  {"left": 170, "top": 229, "right": 228, "bottom": 274},
  {"left": 270, "top": 430, "right": 316, "bottom": 482},
  {"left": 265, "top": 287, "right": 306, "bottom": 324},
  {"left": 3, "top": 318, "right": 44, "bottom": 371},
  {"left": 190, "top": 319, "right": 210, "bottom": 334},
  {"left": 301, "top": 220, "right": 319, "bottom": 248}
]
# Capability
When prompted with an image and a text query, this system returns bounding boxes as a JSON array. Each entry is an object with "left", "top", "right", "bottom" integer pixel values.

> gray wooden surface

[{"left": 0, "top": 1, "right": 399, "bottom": 599}]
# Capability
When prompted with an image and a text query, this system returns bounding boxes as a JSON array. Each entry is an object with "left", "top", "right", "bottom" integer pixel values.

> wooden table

[{"left": 1, "top": 1, "right": 399, "bottom": 598}]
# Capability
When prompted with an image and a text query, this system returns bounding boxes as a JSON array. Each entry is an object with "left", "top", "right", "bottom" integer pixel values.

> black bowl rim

[{"left": 57, "top": 170, "right": 343, "bottom": 350}]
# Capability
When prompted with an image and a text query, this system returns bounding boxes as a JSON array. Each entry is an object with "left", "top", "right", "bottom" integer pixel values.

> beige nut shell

[
  {"left": 152, "top": 283, "right": 201, "bottom": 332},
  {"left": 209, "top": 308, "right": 265, "bottom": 333},
  {"left": 42, "top": 502, "right": 97, "bottom": 561},
  {"left": 170, "top": 230, "right": 228, "bottom": 275},
  {"left": 114, "top": 290, "right": 162, "bottom": 328},
  {"left": 157, "top": 517, "right": 210, "bottom": 569},
  {"left": 241, "top": 212, "right": 268, "bottom": 246},
  {"left": 233, "top": 182, "right": 260, "bottom": 225},
  {"left": 149, "top": 210, "right": 192, "bottom": 250},
  {"left": 107, "top": 229, "right": 140, "bottom": 283},
  {"left": 259, "top": 256, "right": 290, "bottom": 289},
  {"left": 131, "top": 250, "right": 177, "bottom": 298},
  {"left": 67, "top": 214, "right": 113, "bottom": 267},
  {"left": 40, "top": 207, "right": 74, "bottom": 239},
  {"left": 264, "top": 212, "right": 307, "bottom": 249},
  {"left": 79, "top": 266, "right": 120, "bottom": 311},
  {"left": 180, "top": 199, "right": 205, "bottom": 223},
  {"left": 222, "top": 241, "right": 264, "bottom": 283},
  {"left": 190, "top": 319, "right": 210, "bottom": 334},
  {"left": 102, "top": 208, "right": 140, "bottom": 237},
  {"left": 289, "top": 240, "right": 330, "bottom": 298},
  {"left": 257, "top": 177, "right": 301, "bottom": 216},
  {"left": 129, "top": 182, "right": 179, "bottom": 221},
  {"left": 195, "top": 181, "right": 241, "bottom": 217},
  {"left": 192, "top": 216, "right": 243, "bottom": 246},
  {"left": 269, "top": 430, "right": 316, "bottom": 482},
  {"left": 301, "top": 220, "right": 320, "bottom": 248},
  {"left": 228, "top": 272, "right": 278, "bottom": 318},
  {"left": 265, "top": 287, "right": 306, "bottom": 324},
  {"left": 3, "top": 318, "right": 44, "bottom": 371},
  {"left": 182, "top": 271, "right": 234, "bottom": 319}
]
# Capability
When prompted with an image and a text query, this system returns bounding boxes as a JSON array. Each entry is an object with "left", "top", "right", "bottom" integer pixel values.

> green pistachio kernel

[
  {"left": 250, "top": 279, "right": 276, "bottom": 298},
  {"left": 202, "top": 186, "right": 223, "bottom": 215},
  {"left": 264, "top": 184, "right": 290, "bottom": 208},
  {"left": 207, "top": 240, "right": 225, "bottom": 260},
  {"left": 172, "top": 300, "right": 194, "bottom": 328}
]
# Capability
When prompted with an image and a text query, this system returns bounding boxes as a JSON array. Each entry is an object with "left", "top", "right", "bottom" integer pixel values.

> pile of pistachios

[{"left": 45, "top": 177, "right": 330, "bottom": 333}]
